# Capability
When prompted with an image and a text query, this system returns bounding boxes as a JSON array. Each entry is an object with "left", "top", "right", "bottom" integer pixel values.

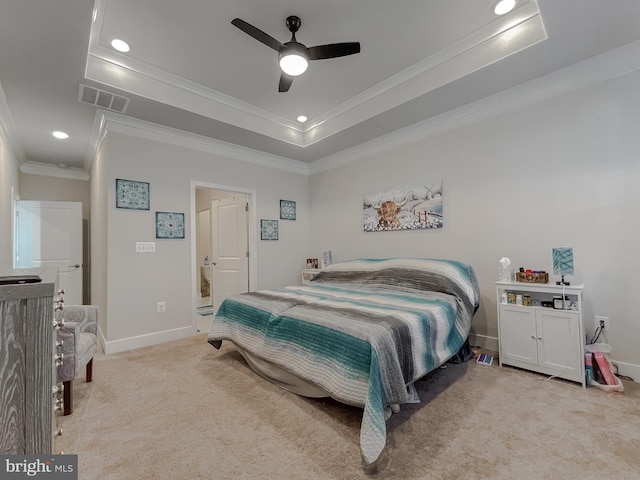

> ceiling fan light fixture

[
  {"left": 279, "top": 45, "right": 308, "bottom": 76},
  {"left": 231, "top": 16, "right": 360, "bottom": 92}
]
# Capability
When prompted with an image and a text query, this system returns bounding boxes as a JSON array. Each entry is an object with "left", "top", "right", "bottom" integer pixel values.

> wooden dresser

[{"left": 0, "top": 269, "right": 58, "bottom": 454}]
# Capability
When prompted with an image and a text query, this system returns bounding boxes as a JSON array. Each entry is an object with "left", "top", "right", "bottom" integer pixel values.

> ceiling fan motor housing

[
  {"left": 280, "top": 41, "right": 307, "bottom": 57},
  {"left": 286, "top": 16, "right": 302, "bottom": 34}
]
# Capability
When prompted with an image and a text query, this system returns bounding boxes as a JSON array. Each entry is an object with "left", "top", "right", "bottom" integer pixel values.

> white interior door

[
  {"left": 211, "top": 195, "right": 249, "bottom": 312},
  {"left": 14, "top": 200, "right": 83, "bottom": 305},
  {"left": 196, "top": 209, "right": 211, "bottom": 298}
]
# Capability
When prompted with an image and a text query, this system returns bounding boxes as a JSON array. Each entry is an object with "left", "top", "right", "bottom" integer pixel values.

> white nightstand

[
  {"left": 495, "top": 281, "right": 585, "bottom": 387},
  {"left": 301, "top": 269, "right": 322, "bottom": 284}
]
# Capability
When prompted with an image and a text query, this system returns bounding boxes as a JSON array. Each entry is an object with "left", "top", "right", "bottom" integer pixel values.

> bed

[{"left": 207, "top": 258, "right": 480, "bottom": 466}]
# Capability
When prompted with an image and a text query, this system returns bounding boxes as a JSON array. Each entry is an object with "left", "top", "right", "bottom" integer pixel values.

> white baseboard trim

[
  {"left": 469, "top": 333, "right": 498, "bottom": 353},
  {"left": 610, "top": 359, "right": 640, "bottom": 384},
  {"left": 96, "top": 327, "right": 638, "bottom": 383},
  {"left": 103, "top": 326, "right": 195, "bottom": 355}
]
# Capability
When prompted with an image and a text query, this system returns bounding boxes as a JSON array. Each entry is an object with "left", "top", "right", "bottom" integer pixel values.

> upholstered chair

[{"left": 56, "top": 305, "right": 98, "bottom": 415}]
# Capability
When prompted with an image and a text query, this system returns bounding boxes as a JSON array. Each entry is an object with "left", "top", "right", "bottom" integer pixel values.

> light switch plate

[{"left": 136, "top": 242, "right": 156, "bottom": 252}]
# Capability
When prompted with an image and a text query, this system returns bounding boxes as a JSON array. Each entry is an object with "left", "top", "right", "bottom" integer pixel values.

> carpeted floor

[{"left": 57, "top": 334, "right": 640, "bottom": 480}]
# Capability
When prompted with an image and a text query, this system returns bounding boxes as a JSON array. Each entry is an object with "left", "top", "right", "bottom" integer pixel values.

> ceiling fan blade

[
  {"left": 278, "top": 73, "right": 294, "bottom": 93},
  {"left": 307, "top": 42, "right": 361, "bottom": 60},
  {"left": 231, "top": 18, "right": 282, "bottom": 51}
]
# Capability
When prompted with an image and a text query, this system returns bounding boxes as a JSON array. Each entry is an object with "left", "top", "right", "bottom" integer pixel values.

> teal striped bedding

[{"left": 208, "top": 258, "right": 479, "bottom": 466}]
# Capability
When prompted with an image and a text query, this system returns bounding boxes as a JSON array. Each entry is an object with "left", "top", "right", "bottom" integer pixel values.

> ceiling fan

[{"left": 231, "top": 16, "right": 361, "bottom": 92}]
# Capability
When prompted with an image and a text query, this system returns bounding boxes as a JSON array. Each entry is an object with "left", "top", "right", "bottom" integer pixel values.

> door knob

[{"left": 69, "top": 264, "right": 80, "bottom": 269}]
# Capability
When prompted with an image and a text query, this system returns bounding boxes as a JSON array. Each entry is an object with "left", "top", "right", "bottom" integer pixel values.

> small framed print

[
  {"left": 156, "top": 211, "right": 185, "bottom": 239},
  {"left": 116, "top": 179, "right": 150, "bottom": 210},
  {"left": 280, "top": 200, "right": 296, "bottom": 220},
  {"left": 260, "top": 219, "right": 278, "bottom": 240}
]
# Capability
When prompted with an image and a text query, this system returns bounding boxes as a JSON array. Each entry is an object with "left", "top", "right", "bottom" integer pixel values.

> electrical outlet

[
  {"left": 157, "top": 301, "right": 166, "bottom": 313},
  {"left": 596, "top": 315, "right": 609, "bottom": 332}
]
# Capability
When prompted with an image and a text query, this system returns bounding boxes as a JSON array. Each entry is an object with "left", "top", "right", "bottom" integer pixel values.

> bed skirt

[{"left": 235, "top": 344, "right": 330, "bottom": 398}]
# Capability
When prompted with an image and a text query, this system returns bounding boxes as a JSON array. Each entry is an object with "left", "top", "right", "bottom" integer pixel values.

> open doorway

[{"left": 192, "top": 182, "right": 257, "bottom": 333}]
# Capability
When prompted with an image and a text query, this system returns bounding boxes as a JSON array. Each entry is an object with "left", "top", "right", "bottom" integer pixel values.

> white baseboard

[
  {"left": 103, "top": 326, "right": 195, "bottom": 355},
  {"left": 469, "top": 333, "right": 498, "bottom": 353},
  {"left": 610, "top": 359, "right": 640, "bottom": 383},
  {"left": 96, "top": 327, "right": 638, "bottom": 383}
]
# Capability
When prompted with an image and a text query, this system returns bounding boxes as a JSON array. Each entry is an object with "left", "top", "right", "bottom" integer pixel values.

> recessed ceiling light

[
  {"left": 52, "top": 131, "right": 69, "bottom": 139},
  {"left": 297, "top": 115, "right": 307, "bottom": 123},
  {"left": 493, "top": 0, "right": 516, "bottom": 15},
  {"left": 111, "top": 39, "right": 130, "bottom": 53}
]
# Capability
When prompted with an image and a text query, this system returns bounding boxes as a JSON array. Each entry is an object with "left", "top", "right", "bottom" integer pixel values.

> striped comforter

[{"left": 208, "top": 258, "right": 479, "bottom": 465}]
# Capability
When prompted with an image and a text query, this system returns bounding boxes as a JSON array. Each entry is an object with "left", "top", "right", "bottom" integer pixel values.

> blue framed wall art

[
  {"left": 260, "top": 219, "right": 279, "bottom": 240},
  {"left": 116, "top": 178, "right": 150, "bottom": 210},
  {"left": 156, "top": 211, "right": 185, "bottom": 239},
  {"left": 280, "top": 200, "right": 296, "bottom": 220}
]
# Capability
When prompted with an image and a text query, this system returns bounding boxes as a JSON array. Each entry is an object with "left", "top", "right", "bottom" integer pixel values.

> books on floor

[
  {"left": 476, "top": 353, "right": 493, "bottom": 366},
  {"left": 592, "top": 351, "right": 617, "bottom": 385}
]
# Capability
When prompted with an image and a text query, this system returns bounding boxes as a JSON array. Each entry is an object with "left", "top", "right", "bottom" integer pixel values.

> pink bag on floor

[{"left": 585, "top": 344, "right": 624, "bottom": 393}]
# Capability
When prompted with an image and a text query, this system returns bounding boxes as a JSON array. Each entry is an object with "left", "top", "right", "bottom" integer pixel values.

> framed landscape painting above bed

[{"left": 363, "top": 181, "right": 443, "bottom": 232}]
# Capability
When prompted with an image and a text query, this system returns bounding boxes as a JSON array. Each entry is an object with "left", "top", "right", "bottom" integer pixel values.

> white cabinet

[
  {"left": 496, "top": 282, "right": 585, "bottom": 387},
  {"left": 301, "top": 269, "right": 322, "bottom": 284}
]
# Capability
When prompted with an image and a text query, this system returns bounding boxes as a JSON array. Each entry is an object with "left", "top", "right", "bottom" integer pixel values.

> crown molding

[
  {"left": 303, "top": 2, "right": 544, "bottom": 144},
  {"left": 97, "top": 111, "right": 311, "bottom": 176},
  {"left": 20, "top": 161, "right": 90, "bottom": 180},
  {"left": 309, "top": 38, "right": 640, "bottom": 174},
  {"left": 89, "top": 0, "right": 544, "bottom": 149},
  {"left": 84, "top": 110, "right": 109, "bottom": 174},
  {"left": 0, "top": 79, "right": 26, "bottom": 165},
  {"left": 86, "top": 37, "right": 640, "bottom": 179}
]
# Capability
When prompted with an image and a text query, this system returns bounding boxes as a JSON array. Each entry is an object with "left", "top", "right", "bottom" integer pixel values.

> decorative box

[{"left": 516, "top": 271, "right": 549, "bottom": 283}]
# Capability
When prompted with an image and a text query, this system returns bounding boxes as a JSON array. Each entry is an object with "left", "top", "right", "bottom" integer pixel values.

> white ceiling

[{"left": 1, "top": 0, "right": 640, "bottom": 172}]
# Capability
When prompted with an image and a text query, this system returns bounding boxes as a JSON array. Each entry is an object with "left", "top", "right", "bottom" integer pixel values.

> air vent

[{"left": 78, "top": 84, "right": 130, "bottom": 113}]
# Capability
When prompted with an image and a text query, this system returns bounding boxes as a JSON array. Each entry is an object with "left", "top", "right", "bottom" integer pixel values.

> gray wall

[
  {"left": 91, "top": 136, "right": 109, "bottom": 341},
  {"left": 96, "top": 131, "right": 311, "bottom": 353},
  {"left": 0, "top": 133, "right": 19, "bottom": 270},
  {"left": 2, "top": 51, "right": 638, "bottom": 380},
  {"left": 19, "top": 173, "right": 90, "bottom": 218},
  {"left": 19, "top": 172, "right": 91, "bottom": 303},
  {"left": 309, "top": 68, "right": 640, "bottom": 378}
]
